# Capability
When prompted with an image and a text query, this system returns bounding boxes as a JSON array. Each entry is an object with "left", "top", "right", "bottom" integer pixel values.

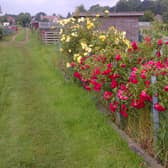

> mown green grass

[
  {"left": 0, "top": 31, "right": 146, "bottom": 168},
  {"left": 15, "top": 27, "right": 26, "bottom": 41}
]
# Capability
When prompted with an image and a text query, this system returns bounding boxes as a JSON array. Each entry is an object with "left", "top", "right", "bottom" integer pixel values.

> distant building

[
  {"left": 7, "top": 16, "right": 16, "bottom": 25},
  {"left": 30, "top": 17, "right": 39, "bottom": 30},
  {"left": 3, "top": 22, "right": 10, "bottom": 26},
  {"left": 73, "top": 12, "right": 144, "bottom": 41},
  {"left": 41, "top": 15, "right": 59, "bottom": 23}
]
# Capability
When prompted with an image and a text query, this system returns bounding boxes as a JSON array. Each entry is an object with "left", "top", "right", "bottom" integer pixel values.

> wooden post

[{"left": 151, "top": 75, "right": 159, "bottom": 145}]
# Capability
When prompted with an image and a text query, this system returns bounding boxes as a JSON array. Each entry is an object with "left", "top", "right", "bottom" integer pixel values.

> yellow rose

[
  {"left": 77, "top": 56, "right": 82, "bottom": 63},
  {"left": 71, "top": 32, "right": 78, "bottom": 37},
  {"left": 66, "top": 36, "right": 71, "bottom": 42},
  {"left": 104, "top": 10, "right": 109, "bottom": 14},
  {"left": 59, "top": 29, "right": 63, "bottom": 35},
  {"left": 86, "top": 47, "right": 92, "bottom": 53},
  {"left": 99, "top": 35, "right": 106, "bottom": 41},
  {"left": 81, "top": 42, "right": 87, "bottom": 50},
  {"left": 66, "top": 62, "right": 71, "bottom": 68},
  {"left": 73, "top": 54, "right": 80, "bottom": 61},
  {"left": 84, "top": 52, "right": 88, "bottom": 56},
  {"left": 78, "top": 17, "right": 85, "bottom": 23}
]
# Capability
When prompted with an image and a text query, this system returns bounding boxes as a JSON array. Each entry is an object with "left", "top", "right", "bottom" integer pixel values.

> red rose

[
  {"left": 131, "top": 41, "right": 138, "bottom": 50},
  {"left": 140, "top": 72, "right": 147, "bottom": 79},
  {"left": 120, "top": 104, "right": 128, "bottom": 118},
  {"left": 144, "top": 80, "right": 150, "bottom": 88},
  {"left": 73, "top": 72, "right": 82, "bottom": 80},
  {"left": 102, "top": 69, "right": 111, "bottom": 75},
  {"left": 103, "top": 91, "right": 113, "bottom": 100},
  {"left": 144, "top": 36, "right": 151, "bottom": 43},
  {"left": 110, "top": 80, "right": 118, "bottom": 89},
  {"left": 107, "top": 63, "right": 112, "bottom": 69},
  {"left": 117, "top": 89, "right": 128, "bottom": 100},
  {"left": 109, "top": 102, "right": 118, "bottom": 112},
  {"left": 140, "top": 90, "right": 152, "bottom": 102},
  {"left": 91, "top": 81, "right": 102, "bottom": 92},
  {"left": 120, "top": 64, "right": 126, "bottom": 68},
  {"left": 164, "top": 86, "right": 168, "bottom": 92},
  {"left": 92, "top": 67, "right": 101, "bottom": 76},
  {"left": 84, "top": 85, "right": 91, "bottom": 91},
  {"left": 115, "top": 54, "right": 121, "bottom": 61},
  {"left": 131, "top": 99, "right": 145, "bottom": 109},
  {"left": 156, "top": 51, "right": 161, "bottom": 57},
  {"left": 157, "top": 39, "right": 163, "bottom": 46},
  {"left": 154, "top": 103, "right": 166, "bottom": 112}
]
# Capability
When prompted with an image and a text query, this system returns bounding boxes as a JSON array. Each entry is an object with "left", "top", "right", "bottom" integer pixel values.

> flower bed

[{"left": 59, "top": 16, "right": 168, "bottom": 166}]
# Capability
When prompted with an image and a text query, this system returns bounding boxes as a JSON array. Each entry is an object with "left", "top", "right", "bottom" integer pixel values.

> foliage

[
  {"left": 113, "top": 0, "right": 168, "bottom": 22},
  {"left": 35, "top": 12, "right": 47, "bottom": 21},
  {"left": 142, "top": 22, "right": 168, "bottom": 39},
  {"left": 0, "top": 26, "right": 15, "bottom": 40},
  {"left": 74, "top": 5, "right": 87, "bottom": 14},
  {"left": 0, "top": 15, "right": 8, "bottom": 23},
  {"left": 78, "top": 0, "right": 168, "bottom": 22},
  {"left": 17, "top": 12, "right": 31, "bottom": 27},
  {"left": 140, "top": 10, "right": 154, "bottom": 22},
  {"left": 60, "top": 16, "right": 168, "bottom": 166},
  {"left": 0, "top": 27, "right": 3, "bottom": 40},
  {"left": 88, "top": 4, "right": 110, "bottom": 13}
]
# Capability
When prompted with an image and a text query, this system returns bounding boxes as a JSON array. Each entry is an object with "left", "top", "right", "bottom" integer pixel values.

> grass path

[
  {"left": 15, "top": 27, "right": 27, "bottom": 42},
  {"left": 0, "top": 31, "right": 146, "bottom": 168}
]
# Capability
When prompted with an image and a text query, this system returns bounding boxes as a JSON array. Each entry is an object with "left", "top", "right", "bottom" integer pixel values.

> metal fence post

[{"left": 151, "top": 75, "right": 159, "bottom": 145}]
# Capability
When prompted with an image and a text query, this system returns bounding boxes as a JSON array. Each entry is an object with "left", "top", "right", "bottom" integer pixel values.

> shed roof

[{"left": 73, "top": 12, "right": 144, "bottom": 17}]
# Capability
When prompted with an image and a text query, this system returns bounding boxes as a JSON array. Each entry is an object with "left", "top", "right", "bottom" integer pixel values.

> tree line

[{"left": 74, "top": 0, "right": 168, "bottom": 22}]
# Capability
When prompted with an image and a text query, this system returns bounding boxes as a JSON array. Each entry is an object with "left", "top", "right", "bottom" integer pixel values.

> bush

[
  {"left": 60, "top": 16, "right": 168, "bottom": 166},
  {"left": 0, "top": 27, "right": 3, "bottom": 40}
]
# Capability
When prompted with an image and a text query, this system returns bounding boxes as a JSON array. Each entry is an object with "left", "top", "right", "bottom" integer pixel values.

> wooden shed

[{"left": 73, "top": 12, "right": 144, "bottom": 41}]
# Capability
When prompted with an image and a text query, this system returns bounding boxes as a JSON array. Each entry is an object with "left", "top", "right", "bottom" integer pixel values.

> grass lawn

[
  {"left": 0, "top": 31, "right": 146, "bottom": 168},
  {"left": 15, "top": 27, "right": 26, "bottom": 42}
]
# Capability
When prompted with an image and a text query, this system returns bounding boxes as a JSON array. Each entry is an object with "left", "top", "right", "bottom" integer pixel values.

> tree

[
  {"left": 0, "top": 15, "right": 7, "bottom": 23},
  {"left": 88, "top": 4, "right": 110, "bottom": 13},
  {"left": 0, "top": 27, "right": 3, "bottom": 40},
  {"left": 17, "top": 13, "right": 31, "bottom": 27},
  {"left": 115, "top": 0, "right": 131, "bottom": 12},
  {"left": 67, "top": 12, "right": 71, "bottom": 18},
  {"left": 127, "top": 0, "right": 141, "bottom": 11},
  {"left": 140, "top": 10, "right": 154, "bottom": 21},
  {"left": 35, "top": 12, "right": 47, "bottom": 21},
  {"left": 139, "top": 0, "right": 156, "bottom": 13},
  {"left": 75, "top": 5, "right": 87, "bottom": 14},
  {"left": 163, "top": 12, "right": 168, "bottom": 23}
]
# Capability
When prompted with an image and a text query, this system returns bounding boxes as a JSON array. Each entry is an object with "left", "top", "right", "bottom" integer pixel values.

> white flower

[
  {"left": 104, "top": 10, "right": 109, "bottom": 14},
  {"left": 78, "top": 17, "right": 85, "bottom": 23},
  {"left": 66, "top": 36, "right": 71, "bottom": 42},
  {"left": 77, "top": 56, "right": 82, "bottom": 63},
  {"left": 66, "top": 62, "right": 71, "bottom": 68}
]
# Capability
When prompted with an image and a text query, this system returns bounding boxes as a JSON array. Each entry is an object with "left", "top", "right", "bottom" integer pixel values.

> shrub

[
  {"left": 60, "top": 16, "right": 168, "bottom": 166},
  {"left": 0, "top": 27, "right": 3, "bottom": 40}
]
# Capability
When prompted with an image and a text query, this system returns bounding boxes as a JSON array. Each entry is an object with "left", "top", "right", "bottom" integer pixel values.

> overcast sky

[{"left": 1, "top": 0, "right": 119, "bottom": 16}]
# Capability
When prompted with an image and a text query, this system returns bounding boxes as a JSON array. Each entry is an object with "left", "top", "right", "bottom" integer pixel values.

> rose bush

[{"left": 59, "top": 16, "right": 168, "bottom": 166}]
